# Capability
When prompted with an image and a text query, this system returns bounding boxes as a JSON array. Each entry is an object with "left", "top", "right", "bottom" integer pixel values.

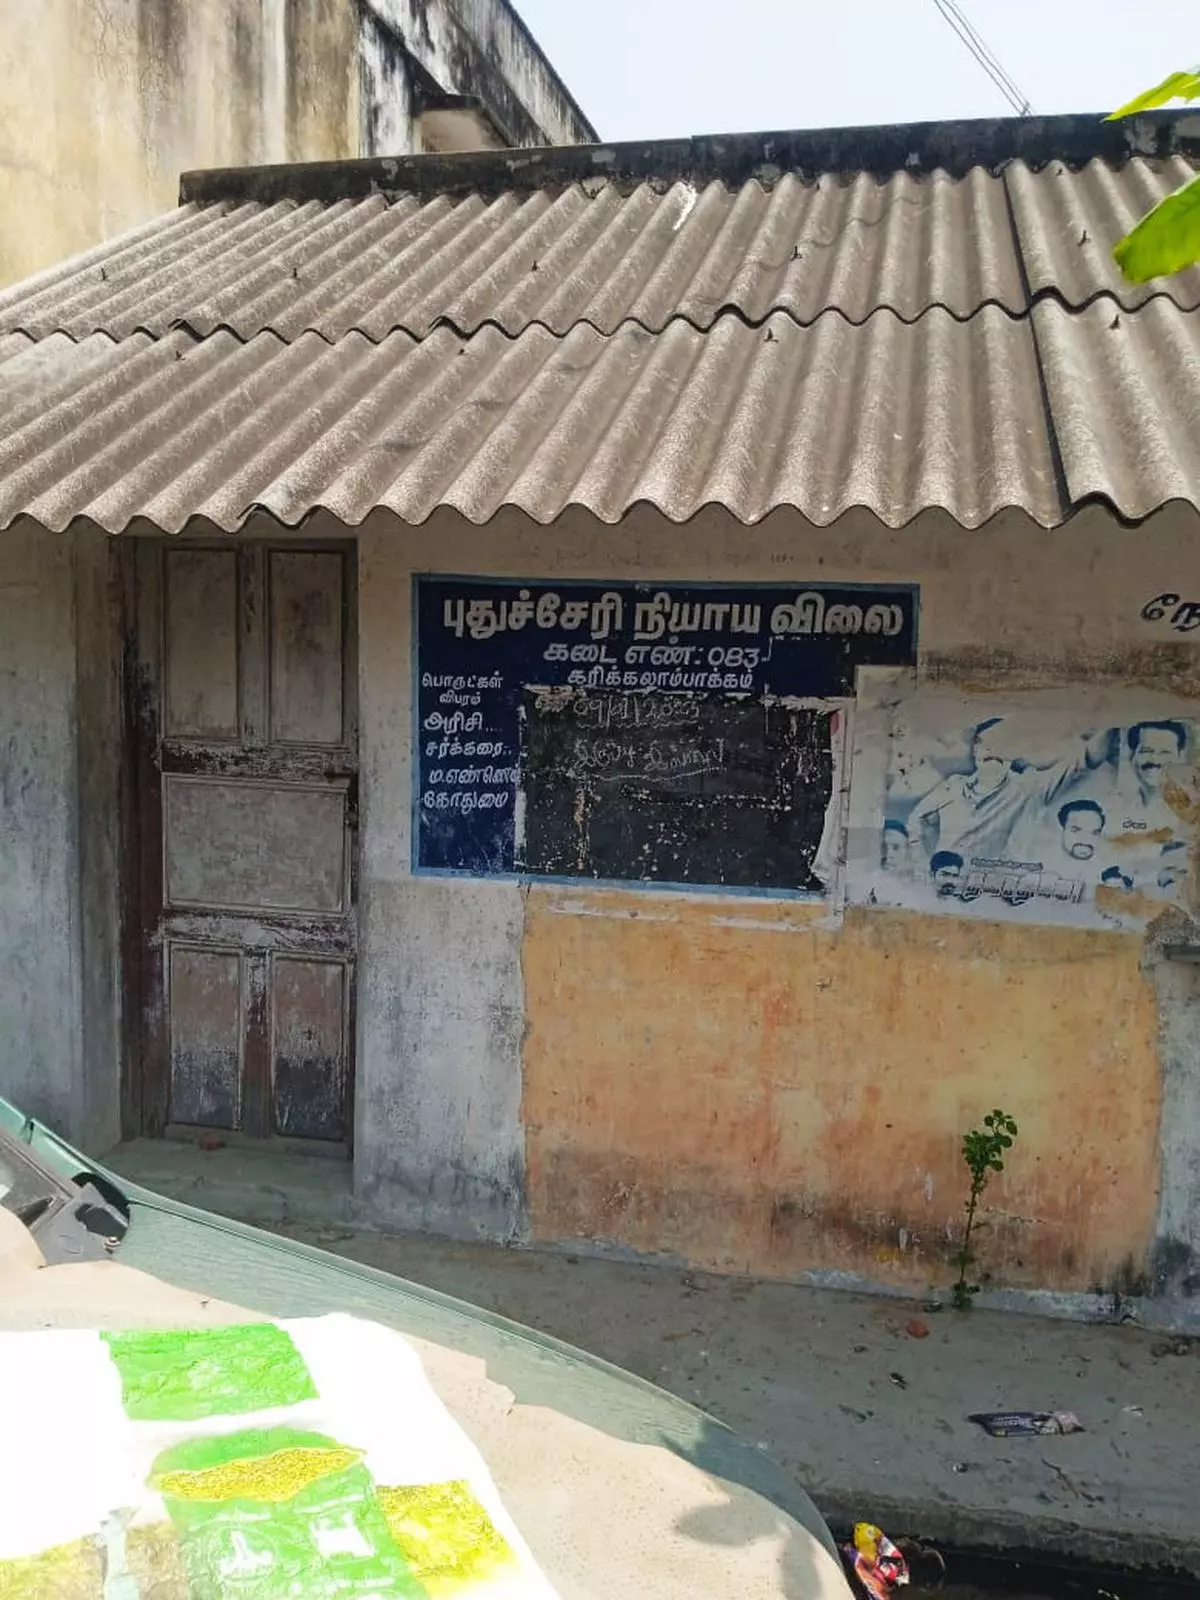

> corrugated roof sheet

[
  {"left": 0, "top": 174, "right": 1018, "bottom": 340},
  {"left": 11, "top": 302, "right": 1198, "bottom": 534},
  {"left": 1, "top": 116, "right": 1199, "bottom": 535},
  {"left": 1008, "top": 155, "right": 1200, "bottom": 311},
  {"left": 1035, "top": 295, "right": 1200, "bottom": 519},
  {"left": 1, "top": 158, "right": 1196, "bottom": 346}
]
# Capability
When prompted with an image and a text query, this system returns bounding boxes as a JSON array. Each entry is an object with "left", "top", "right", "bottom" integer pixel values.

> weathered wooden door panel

[
  {"left": 269, "top": 549, "right": 347, "bottom": 746},
  {"left": 167, "top": 945, "right": 242, "bottom": 1129},
  {"left": 163, "top": 548, "right": 240, "bottom": 739},
  {"left": 133, "top": 540, "right": 357, "bottom": 1149},
  {"left": 162, "top": 777, "right": 349, "bottom": 914},
  {"left": 272, "top": 956, "right": 350, "bottom": 1141}
]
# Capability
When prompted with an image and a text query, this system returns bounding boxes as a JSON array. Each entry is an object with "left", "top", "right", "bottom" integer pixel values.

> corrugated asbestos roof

[
  {"left": 0, "top": 314, "right": 1061, "bottom": 531},
  {"left": 3, "top": 157, "right": 1199, "bottom": 343},
  {"left": 2, "top": 114, "right": 1199, "bottom": 533},
  {"left": 6, "top": 300, "right": 1200, "bottom": 533}
]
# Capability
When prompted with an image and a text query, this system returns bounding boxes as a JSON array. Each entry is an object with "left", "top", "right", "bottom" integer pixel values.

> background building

[{"left": 0, "top": 0, "right": 595, "bottom": 286}]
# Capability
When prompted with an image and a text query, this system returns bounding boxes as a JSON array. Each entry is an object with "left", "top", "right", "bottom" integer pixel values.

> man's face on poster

[
  {"left": 933, "top": 859, "right": 962, "bottom": 896},
  {"left": 1131, "top": 725, "right": 1184, "bottom": 793},
  {"left": 883, "top": 826, "right": 908, "bottom": 869},
  {"left": 1158, "top": 843, "right": 1188, "bottom": 891},
  {"left": 1061, "top": 805, "right": 1103, "bottom": 862},
  {"left": 971, "top": 723, "right": 1013, "bottom": 792}
]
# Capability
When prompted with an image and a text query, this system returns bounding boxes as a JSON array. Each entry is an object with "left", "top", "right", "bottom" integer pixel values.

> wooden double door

[{"left": 129, "top": 540, "right": 357, "bottom": 1150}]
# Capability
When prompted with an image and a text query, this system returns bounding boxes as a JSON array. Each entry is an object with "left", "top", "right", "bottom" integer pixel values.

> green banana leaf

[
  {"left": 1108, "top": 66, "right": 1200, "bottom": 279},
  {"left": 1107, "top": 68, "right": 1200, "bottom": 119},
  {"left": 1113, "top": 173, "right": 1200, "bottom": 282}
]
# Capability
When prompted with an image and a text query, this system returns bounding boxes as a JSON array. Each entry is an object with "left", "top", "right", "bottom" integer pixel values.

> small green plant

[{"left": 951, "top": 1108, "right": 1019, "bottom": 1311}]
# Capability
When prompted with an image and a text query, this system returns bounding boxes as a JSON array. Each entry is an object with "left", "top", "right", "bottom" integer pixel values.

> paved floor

[
  {"left": 268, "top": 1224, "right": 1198, "bottom": 1579},
  {"left": 107, "top": 1140, "right": 1200, "bottom": 1580}
]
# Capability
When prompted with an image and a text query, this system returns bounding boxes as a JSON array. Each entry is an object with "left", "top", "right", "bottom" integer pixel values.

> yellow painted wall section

[
  {"left": 522, "top": 894, "right": 1162, "bottom": 1294},
  {"left": 0, "top": 3, "right": 589, "bottom": 289},
  {"left": 286, "top": 0, "right": 359, "bottom": 171}
]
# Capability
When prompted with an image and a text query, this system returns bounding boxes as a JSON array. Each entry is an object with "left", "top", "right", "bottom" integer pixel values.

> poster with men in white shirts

[{"left": 876, "top": 705, "right": 1195, "bottom": 927}]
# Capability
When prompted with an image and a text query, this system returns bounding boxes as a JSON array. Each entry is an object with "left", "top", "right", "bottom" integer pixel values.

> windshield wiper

[{"left": 0, "top": 1129, "right": 128, "bottom": 1263}]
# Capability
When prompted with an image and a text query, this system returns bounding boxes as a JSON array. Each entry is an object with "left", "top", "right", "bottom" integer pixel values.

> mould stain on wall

[
  {"left": 285, "top": 0, "right": 356, "bottom": 166},
  {"left": 0, "top": 0, "right": 595, "bottom": 287}
]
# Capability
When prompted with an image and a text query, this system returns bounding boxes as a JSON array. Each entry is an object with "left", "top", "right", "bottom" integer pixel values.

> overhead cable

[{"left": 930, "top": 0, "right": 1034, "bottom": 117}]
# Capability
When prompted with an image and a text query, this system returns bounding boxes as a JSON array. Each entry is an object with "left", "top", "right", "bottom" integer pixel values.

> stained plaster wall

[
  {"left": 1149, "top": 945, "right": 1200, "bottom": 1299},
  {"left": 0, "top": 0, "right": 354, "bottom": 287},
  {"left": 0, "top": 525, "right": 82, "bottom": 1136},
  {"left": 361, "top": 2, "right": 595, "bottom": 154},
  {"left": 5, "top": 499, "right": 1195, "bottom": 1302},
  {"left": 0, "top": 0, "right": 592, "bottom": 288},
  {"left": 350, "top": 501, "right": 1200, "bottom": 1303}
]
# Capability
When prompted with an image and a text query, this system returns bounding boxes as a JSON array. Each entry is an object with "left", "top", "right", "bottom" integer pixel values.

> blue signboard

[{"left": 414, "top": 576, "right": 917, "bottom": 881}]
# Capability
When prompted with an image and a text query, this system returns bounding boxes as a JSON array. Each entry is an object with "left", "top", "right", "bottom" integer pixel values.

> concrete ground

[{"left": 108, "top": 1140, "right": 1200, "bottom": 1581}]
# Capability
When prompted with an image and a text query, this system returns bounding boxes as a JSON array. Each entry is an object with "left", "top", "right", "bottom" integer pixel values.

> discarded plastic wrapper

[
  {"left": 841, "top": 1522, "right": 910, "bottom": 1600},
  {"left": 968, "top": 1410, "right": 1084, "bottom": 1437}
]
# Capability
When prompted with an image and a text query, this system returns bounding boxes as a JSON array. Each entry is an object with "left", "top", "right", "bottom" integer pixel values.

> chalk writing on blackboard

[{"left": 518, "top": 690, "right": 836, "bottom": 892}]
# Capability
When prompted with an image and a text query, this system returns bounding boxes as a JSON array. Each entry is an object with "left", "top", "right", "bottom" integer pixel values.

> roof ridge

[
  {"left": 180, "top": 111, "right": 1200, "bottom": 207},
  {"left": 181, "top": 146, "right": 1200, "bottom": 219}
]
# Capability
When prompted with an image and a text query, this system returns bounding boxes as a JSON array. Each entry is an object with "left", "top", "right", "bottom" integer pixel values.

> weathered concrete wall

[
  {"left": 1151, "top": 950, "right": 1200, "bottom": 1299},
  {"left": 360, "top": 6, "right": 420, "bottom": 158},
  {"left": 0, "top": 0, "right": 298, "bottom": 287},
  {"left": 0, "top": 0, "right": 592, "bottom": 287},
  {"left": 0, "top": 526, "right": 83, "bottom": 1135},
  {"left": 286, "top": 0, "right": 360, "bottom": 170},
  {"left": 12, "top": 496, "right": 1192, "bottom": 1300},
  {"left": 73, "top": 531, "right": 127, "bottom": 1156},
  {"left": 361, "top": 1, "right": 595, "bottom": 153},
  {"left": 356, "top": 529, "right": 527, "bottom": 1239},
  {"left": 348, "top": 500, "right": 1200, "bottom": 1301}
]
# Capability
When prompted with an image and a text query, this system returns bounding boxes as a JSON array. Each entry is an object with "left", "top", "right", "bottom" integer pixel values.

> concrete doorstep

[{"left": 107, "top": 1142, "right": 1199, "bottom": 1581}]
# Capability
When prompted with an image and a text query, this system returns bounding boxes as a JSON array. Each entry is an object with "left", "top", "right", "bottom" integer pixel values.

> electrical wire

[
  {"left": 930, "top": 0, "right": 1034, "bottom": 117},
  {"left": 932, "top": 1, "right": 1027, "bottom": 113},
  {"left": 932, "top": 0, "right": 1030, "bottom": 113},
  {"left": 933, "top": 0, "right": 1032, "bottom": 114}
]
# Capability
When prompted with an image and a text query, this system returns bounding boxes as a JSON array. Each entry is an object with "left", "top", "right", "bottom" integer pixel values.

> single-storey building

[{"left": 2, "top": 111, "right": 1200, "bottom": 1320}]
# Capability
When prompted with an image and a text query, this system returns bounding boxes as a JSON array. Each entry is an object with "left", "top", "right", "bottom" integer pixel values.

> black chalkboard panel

[{"left": 517, "top": 688, "right": 834, "bottom": 891}]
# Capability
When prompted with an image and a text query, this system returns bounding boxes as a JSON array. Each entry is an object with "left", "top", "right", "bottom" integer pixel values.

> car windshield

[{"left": 0, "top": 1096, "right": 841, "bottom": 1569}]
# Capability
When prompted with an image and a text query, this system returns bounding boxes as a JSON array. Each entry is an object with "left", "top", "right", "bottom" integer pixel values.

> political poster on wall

[{"left": 867, "top": 705, "right": 1196, "bottom": 929}]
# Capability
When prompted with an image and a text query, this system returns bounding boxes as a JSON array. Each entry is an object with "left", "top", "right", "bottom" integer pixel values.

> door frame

[{"left": 119, "top": 534, "right": 359, "bottom": 1153}]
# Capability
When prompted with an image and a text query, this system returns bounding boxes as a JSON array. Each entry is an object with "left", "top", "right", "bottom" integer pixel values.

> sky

[{"left": 514, "top": 1, "right": 1196, "bottom": 143}]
